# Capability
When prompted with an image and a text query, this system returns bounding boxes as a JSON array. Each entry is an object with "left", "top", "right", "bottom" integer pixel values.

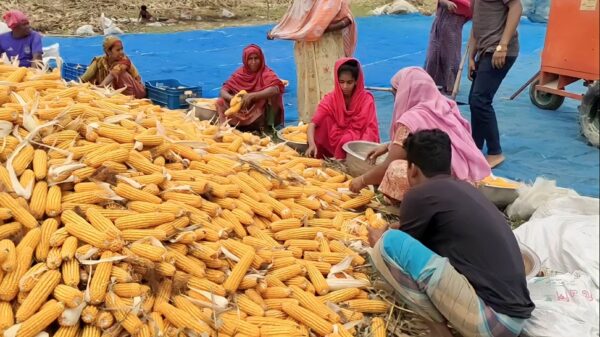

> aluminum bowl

[
  {"left": 277, "top": 128, "right": 308, "bottom": 153},
  {"left": 186, "top": 98, "right": 217, "bottom": 121},
  {"left": 520, "top": 242, "right": 542, "bottom": 280},
  {"left": 342, "top": 141, "right": 388, "bottom": 177},
  {"left": 478, "top": 178, "right": 520, "bottom": 208}
]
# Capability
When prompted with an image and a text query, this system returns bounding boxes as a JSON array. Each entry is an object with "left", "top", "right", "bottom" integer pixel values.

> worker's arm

[
  {"left": 349, "top": 143, "right": 407, "bottom": 192},
  {"left": 219, "top": 87, "right": 234, "bottom": 102},
  {"left": 493, "top": 0, "right": 522, "bottom": 68},
  {"left": 241, "top": 86, "right": 280, "bottom": 109},
  {"left": 468, "top": 29, "right": 477, "bottom": 80},
  {"left": 79, "top": 59, "right": 98, "bottom": 83},
  {"left": 306, "top": 123, "right": 318, "bottom": 158},
  {"left": 31, "top": 53, "right": 43, "bottom": 69},
  {"left": 325, "top": 18, "right": 351, "bottom": 33},
  {"left": 30, "top": 33, "right": 44, "bottom": 69}
]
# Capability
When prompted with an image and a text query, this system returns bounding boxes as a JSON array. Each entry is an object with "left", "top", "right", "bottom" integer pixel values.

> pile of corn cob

[
  {"left": 0, "top": 63, "right": 391, "bottom": 337},
  {"left": 280, "top": 124, "right": 308, "bottom": 144}
]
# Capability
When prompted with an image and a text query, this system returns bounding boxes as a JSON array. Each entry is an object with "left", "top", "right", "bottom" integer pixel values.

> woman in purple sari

[{"left": 424, "top": 0, "right": 472, "bottom": 95}]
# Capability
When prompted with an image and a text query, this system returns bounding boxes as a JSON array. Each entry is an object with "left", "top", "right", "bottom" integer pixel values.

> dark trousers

[{"left": 468, "top": 53, "right": 517, "bottom": 155}]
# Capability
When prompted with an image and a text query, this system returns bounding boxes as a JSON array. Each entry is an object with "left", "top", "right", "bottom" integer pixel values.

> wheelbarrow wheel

[
  {"left": 580, "top": 81, "right": 599, "bottom": 148},
  {"left": 529, "top": 79, "right": 565, "bottom": 110}
]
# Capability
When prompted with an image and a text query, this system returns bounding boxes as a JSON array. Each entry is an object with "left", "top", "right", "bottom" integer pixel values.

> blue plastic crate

[
  {"left": 145, "top": 79, "right": 202, "bottom": 109},
  {"left": 62, "top": 63, "right": 88, "bottom": 81}
]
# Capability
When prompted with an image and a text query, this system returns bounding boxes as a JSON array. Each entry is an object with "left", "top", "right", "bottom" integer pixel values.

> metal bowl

[
  {"left": 342, "top": 141, "right": 388, "bottom": 177},
  {"left": 186, "top": 98, "right": 217, "bottom": 121},
  {"left": 478, "top": 178, "right": 520, "bottom": 208},
  {"left": 277, "top": 129, "right": 308, "bottom": 153},
  {"left": 520, "top": 242, "right": 542, "bottom": 280}
]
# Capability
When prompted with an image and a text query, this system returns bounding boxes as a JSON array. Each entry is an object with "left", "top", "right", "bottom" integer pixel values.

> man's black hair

[
  {"left": 403, "top": 129, "right": 452, "bottom": 177},
  {"left": 141, "top": 5, "right": 148, "bottom": 10},
  {"left": 337, "top": 60, "right": 359, "bottom": 80}
]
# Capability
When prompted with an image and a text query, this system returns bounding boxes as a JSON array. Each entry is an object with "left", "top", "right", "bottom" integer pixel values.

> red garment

[
  {"left": 312, "top": 57, "right": 380, "bottom": 159},
  {"left": 3, "top": 10, "right": 29, "bottom": 29},
  {"left": 451, "top": 0, "right": 472, "bottom": 18},
  {"left": 217, "top": 44, "right": 285, "bottom": 126}
]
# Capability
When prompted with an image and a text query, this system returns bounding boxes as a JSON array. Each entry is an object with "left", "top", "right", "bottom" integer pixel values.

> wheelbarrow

[{"left": 511, "top": 0, "right": 599, "bottom": 147}]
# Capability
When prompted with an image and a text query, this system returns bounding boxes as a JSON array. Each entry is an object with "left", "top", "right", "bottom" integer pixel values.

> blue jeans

[{"left": 469, "top": 53, "right": 517, "bottom": 155}]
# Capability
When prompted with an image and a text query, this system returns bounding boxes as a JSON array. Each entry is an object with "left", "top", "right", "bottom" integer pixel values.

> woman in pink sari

[
  {"left": 349, "top": 67, "right": 490, "bottom": 202},
  {"left": 306, "top": 58, "right": 380, "bottom": 159},
  {"left": 217, "top": 44, "right": 285, "bottom": 131}
]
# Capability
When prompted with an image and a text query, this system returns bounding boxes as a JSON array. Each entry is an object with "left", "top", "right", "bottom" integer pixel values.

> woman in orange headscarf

[
  {"left": 80, "top": 36, "right": 146, "bottom": 99},
  {"left": 217, "top": 44, "right": 285, "bottom": 131},
  {"left": 267, "top": 0, "right": 357, "bottom": 123}
]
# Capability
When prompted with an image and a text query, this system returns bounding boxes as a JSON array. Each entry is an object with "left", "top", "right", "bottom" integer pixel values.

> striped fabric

[{"left": 370, "top": 230, "right": 525, "bottom": 337}]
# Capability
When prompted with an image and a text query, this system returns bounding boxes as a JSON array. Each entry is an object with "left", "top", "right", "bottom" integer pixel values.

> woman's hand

[
  {"left": 366, "top": 144, "right": 389, "bottom": 165},
  {"left": 240, "top": 92, "right": 255, "bottom": 110},
  {"left": 306, "top": 141, "right": 318, "bottom": 158},
  {"left": 110, "top": 65, "right": 123, "bottom": 77},
  {"left": 441, "top": 0, "right": 457, "bottom": 12},
  {"left": 349, "top": 176, "right": 366, "bottom": 193}
]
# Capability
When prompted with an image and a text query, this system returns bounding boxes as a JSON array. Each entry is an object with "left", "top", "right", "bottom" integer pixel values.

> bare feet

[
  {"left": 423, "top": 321, "right": 454, "bottom": 337},
  {"left": 486, "top": 154, "right": 505, "bottom": 168}
]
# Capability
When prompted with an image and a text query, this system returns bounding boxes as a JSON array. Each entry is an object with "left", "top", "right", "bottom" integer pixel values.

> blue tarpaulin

[{"left": 45, "top": 15, "right": 599, "bottom": 197}]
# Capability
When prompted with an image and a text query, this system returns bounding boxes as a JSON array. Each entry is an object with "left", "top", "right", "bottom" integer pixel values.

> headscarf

[
  {"left": 312, "top": 58, "right": 380, "bottom": 158},
  {"left": 3, "top": 10, "right": 29, "bottom": 29},
  {"left": 390, "top": 67, "right": 490, "bottom": 181},
  {"left": 222, "top": 44, "right": 285, "bottom": 125},
  {"left": 103, "top": 36, "right": 123, "bottom": 55},
  {"left": 269, "top": 0, "right": 357, "bottom": 57}
]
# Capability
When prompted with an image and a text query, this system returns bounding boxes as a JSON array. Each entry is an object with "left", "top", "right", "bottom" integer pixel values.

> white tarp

[{"left": 514, "top": 194, "right": 599, "bottom": 337}]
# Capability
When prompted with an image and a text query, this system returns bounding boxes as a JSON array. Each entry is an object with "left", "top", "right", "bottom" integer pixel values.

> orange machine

[{"left": 520, "top": 0, "right": 600, "bottom": 147}]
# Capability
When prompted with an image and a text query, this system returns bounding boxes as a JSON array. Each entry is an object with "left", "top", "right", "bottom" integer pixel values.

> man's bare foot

[
  {"left": 486, "top": 154, "right": 505, "bottom": 168},
  {"left": 423, "top": 321, "right": 454, "bottom": 337}
]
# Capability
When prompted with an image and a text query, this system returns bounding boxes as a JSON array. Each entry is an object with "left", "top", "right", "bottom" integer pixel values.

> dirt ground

[{"left": 1, "top": 0, "right": 436, "bottom": 36}]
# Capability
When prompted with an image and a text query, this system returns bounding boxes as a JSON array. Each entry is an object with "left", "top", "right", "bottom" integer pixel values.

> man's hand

[
  {"left": 492, "top": 49, "right": 507, "bottom": 69},
  {"left": 468, "top": 57, "right": 476, "bottom": 81},
  {"left": 349, "top": 177, "right": 365, "bottom": 193},
  {"left": 266, "top": 31, "right": 274, "bottom": 40},
  {"left": 368, "top": 224, "right": 389, "bottom": 247}
]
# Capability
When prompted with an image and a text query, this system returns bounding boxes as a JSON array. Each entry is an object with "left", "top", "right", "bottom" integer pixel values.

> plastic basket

[
  {"left": 145, "top": 79, "right": 202, "bottom": 109},
  {"left": 62, "top": 63, "right": 88, "bottom": 81}
]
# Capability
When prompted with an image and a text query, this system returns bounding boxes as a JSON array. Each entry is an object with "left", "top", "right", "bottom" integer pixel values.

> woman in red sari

[
  {"left": 217, "top": 44, "right": 285, "bottom": 131},
  {"left": 306, "top": 58, "right": 380, "bottom": 159}
]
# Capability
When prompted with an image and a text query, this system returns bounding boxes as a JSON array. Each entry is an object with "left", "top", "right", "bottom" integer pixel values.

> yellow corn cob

[
  {"left": 340, "top": 190, "right": 375, "bottom": 209},
  {"left": 96, "top": 209, "right": 137, "bottom": 220},
  {"left": 156, "top": 302, "right": 214, "bottom": 334},
  {"left": 53, "top": 325, "right": 80, "bottom": 337},
  {"left": 14, "top": 299, "right": 64, "bottom": 337},
  {"left": 282, "top": 302, "right": 333, "bottom": 336},
  {"left": 264, "top": 309, "right": 287, "bottom": 319},
  {"left": 17, "top": 262, "right": 47, "bottom": 292},
  {"left": 168, "top": 249, "right": 206, "bottom": 278},
  {"left": 114, "top": 212, "right": 175, "bottom": 230},
  {"left": 84, "top": 208, "right": 121, "bottom": 239},
  {"left": 0, "top": 222, "right": 21, "bottom": 243},
  {"left": 239, "top": 193, "right": 273, "bottom": 218},
  {"left": 60, "top": 236, "right": 78, "bottom": 261},
  {"left": 29, "top": 181, "right": 48, "bottom": 219},
  {"left": 305, "top": 261, "right": 329, "bottom": 296},
  {"left": 274, "top": 227, "right": 325, "bottom": 241},
  {"left": 61, "top": 258, "right": 80, "bottom": 287},
  {"left": 34, "top": 218, "right": 58, "bottom": 262},
  {"left": 49, "top": 227, "right": 68, "bottom": 247},
  {"left": 0, "top": 301, "right": 13, "bottom": 332},
  {"left": 88, "top": 251, "right": 113, "bottom": 304},
  {"left": 261, "top": 286, "right": 292, "bottom": 299},
  {"left": 0, "top": 192, "right": 38, "bottom": 229},
  {"left": 223, "top": 249, "right": 255, "bottom": 294},
  {"left": 15, "top": 269, "right": 61, "bottom": 322},
  {"left": 342, "top": 299, "right": 390, "bottom": 313},
  {"left": 121, "top": 229, "right": 166, "bottom": 241},
  {"left": 45, "top": 185, "right": 62, "bottom": 217},
  {"left": 53, "top": 284, "right": 84, "bottom": 308},
  {"left": 61, "top": 210, "right": 115, "bottom": 250},
  {"left": 6, "top": 67, "right": 27, "bottom": 82},
  {"left": 12, "top": 144, "right": 34, "bottom": 176},
  {"left": 329, "top": 240, "right": 365, "bottom": 265},
  {"left": 0, "top": 240, "right": 16, "bottom": 273},
  {"left": 269, "top": 264, "right": 304, "bottom": 282},
  {"left": 318, "top": 288, "right": 361, "bottom": 304},
  {"left": 236, "top": 293, "right": 265, "bottom": 316},
  {"left": 80, "top": 324, "right": 101, "bottom": 337},
  {"left": 104, "top": 293, "right": 142, "bottom": 335},
  {"left": 15, "top": 227, "right": 41, "bottom": 255},
  {"left": 95, "top": 310, "right": 114, "bottom": 329},
  {"left": 114, "top": 182, "right": 162, "bottom": 204},
  {"left": 32, "top": 149, "right": 47, "bottom": 180},
  {"left": 0, "top": 246, "right": 33, "bottom": 300},
  {"left": 113, "top": 283, "right": 147, "bottom": 298},
  {"left": 303, "top": 252, "right": 355, "bottom": 266}
]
